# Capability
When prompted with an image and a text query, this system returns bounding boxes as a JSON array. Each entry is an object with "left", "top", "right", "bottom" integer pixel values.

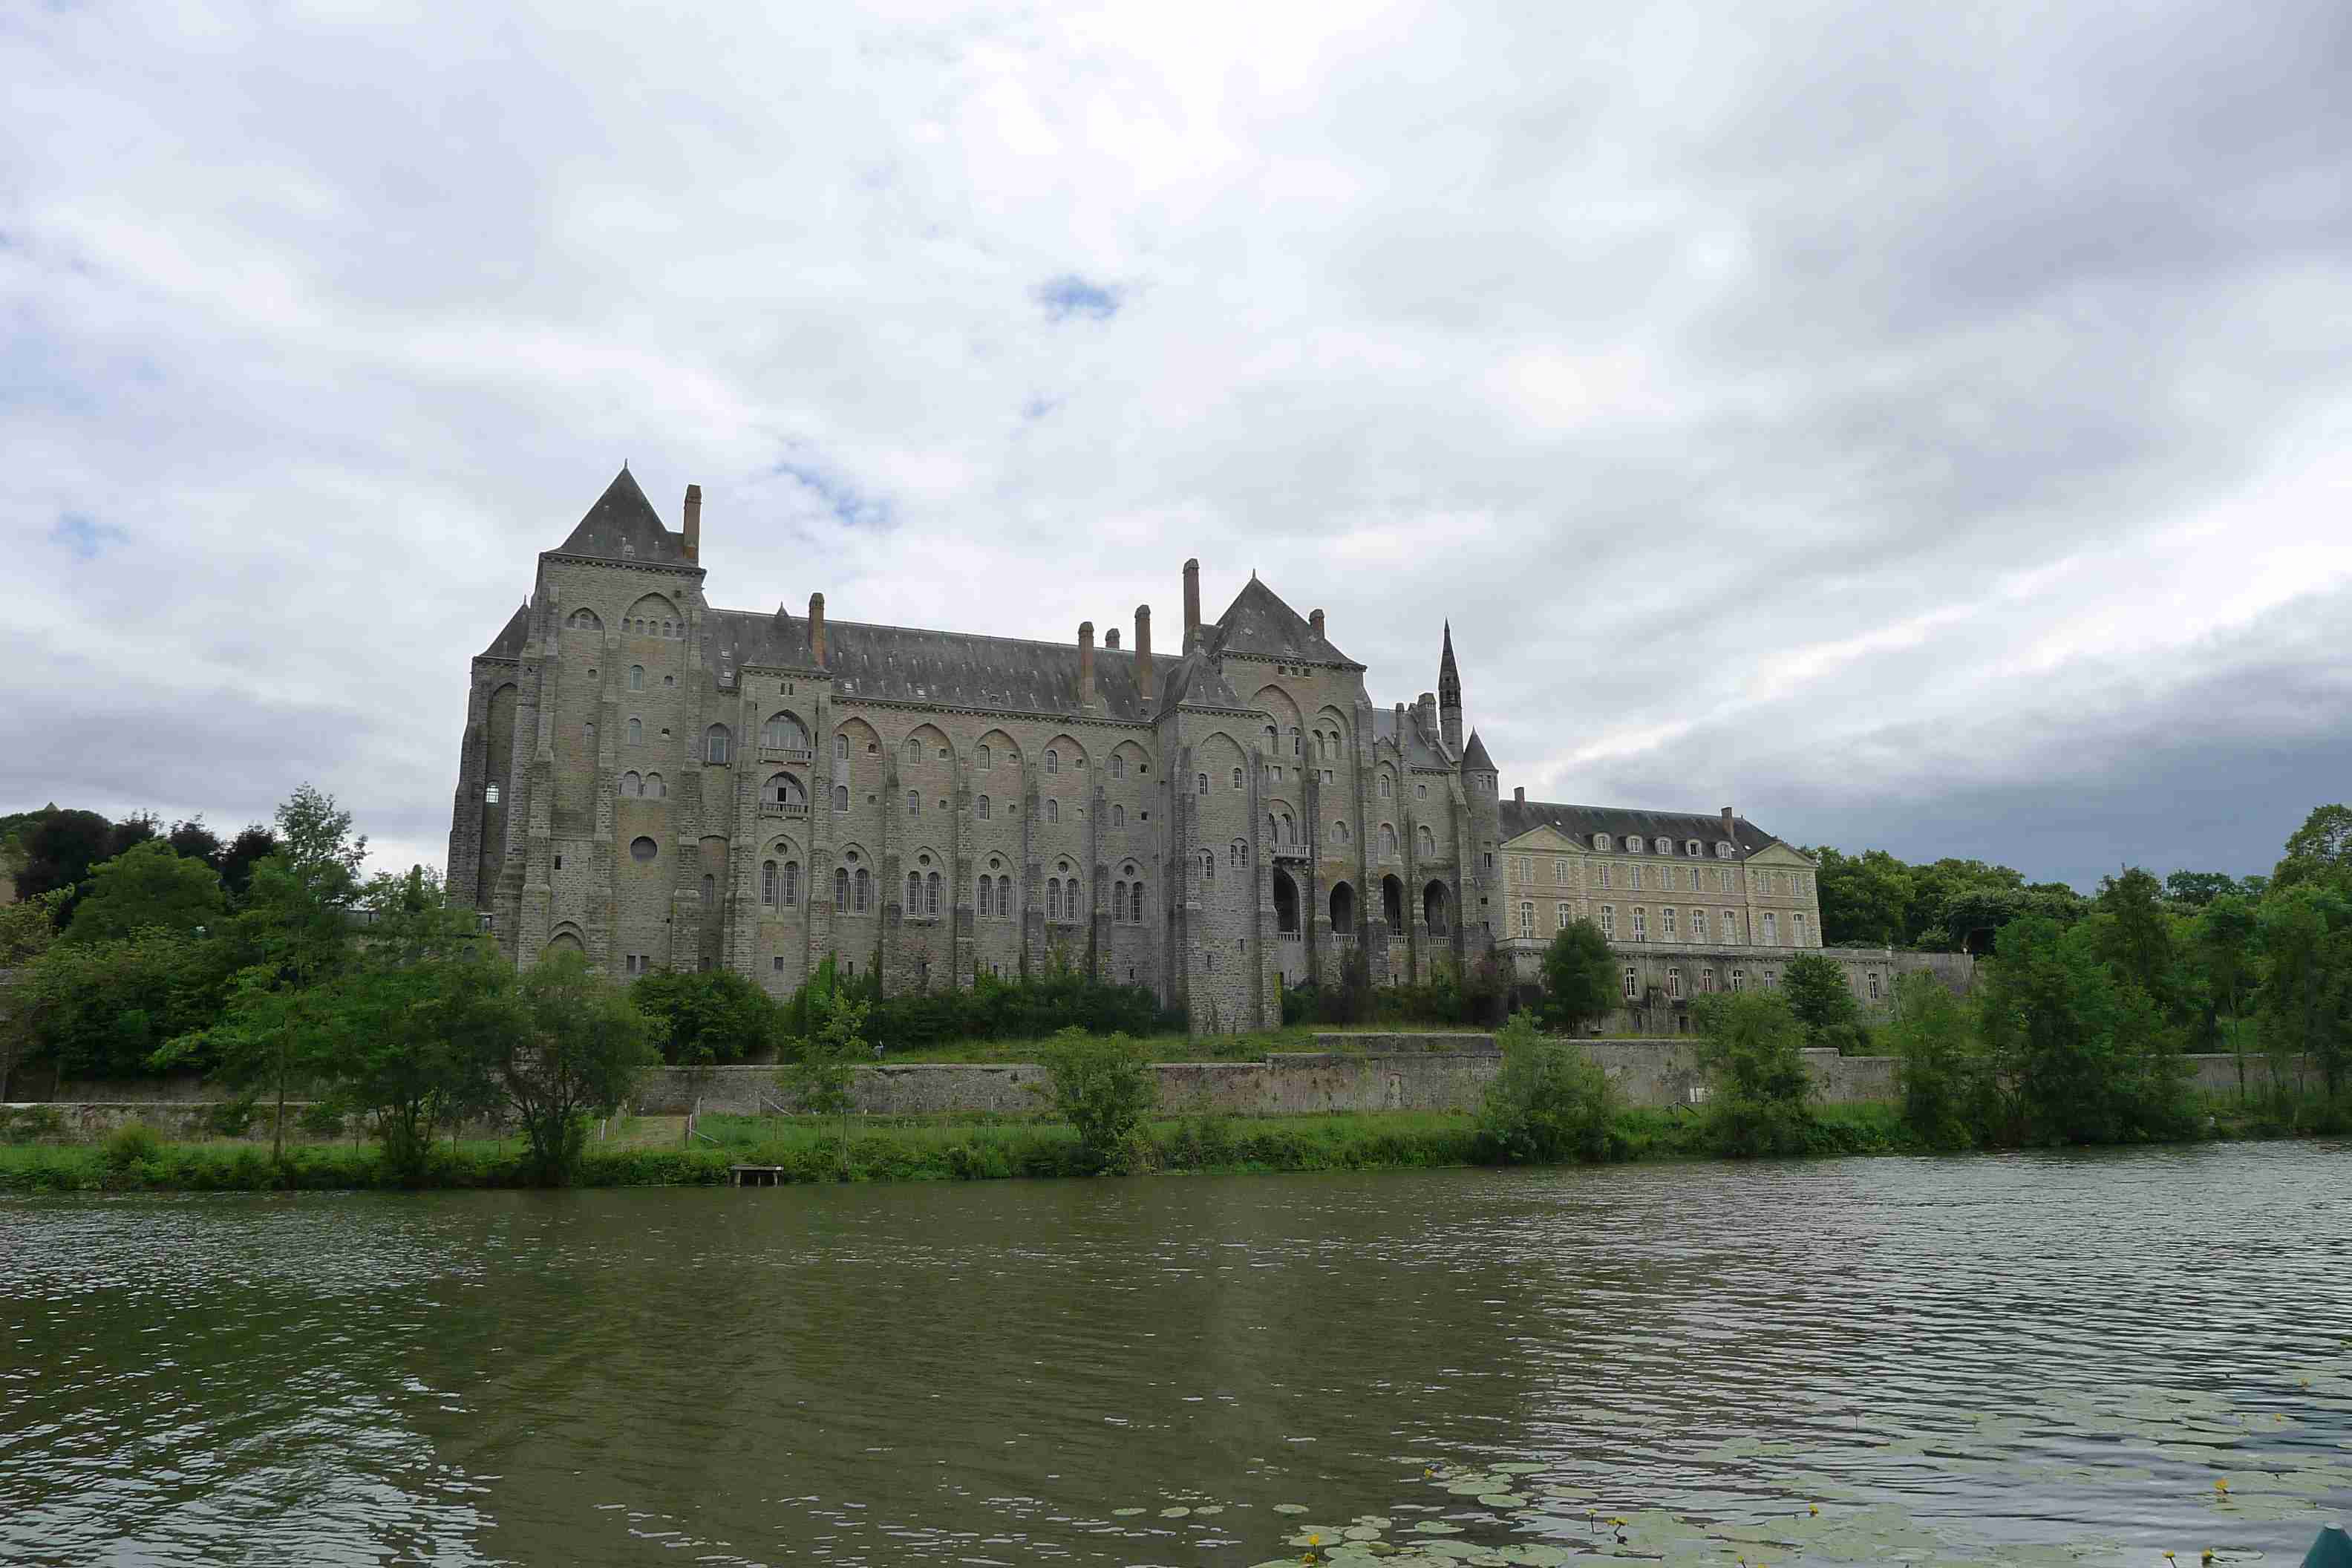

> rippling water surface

[{"left": 4, "top": 1141, "right": 2348, "bottom": 1565}]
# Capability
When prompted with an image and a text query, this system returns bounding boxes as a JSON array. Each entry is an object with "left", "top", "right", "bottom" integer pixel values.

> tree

[
  {"left": 2189, "top": 894, "right": 2259, "bottom": 1088},
  {"left": 0, "top": 888, "right": 61, "bottom": 966},
  {"left": 783, "top": 990, "right": 869, "bottom": 1174},
  {"left": 1975, "top": 915, "right": 2191, "bottom": 1145},
  {"left": 1811, "top": 846, "right": 1913, "bottom": 947},
  {"left": 2089, "top": 867, "right": 2180, "bottom": 1019},
  {"left": 218, "top": 825, "right": 281, "bottom": 899},
  {"left": 1690, "top": 990, "right": 1817, "bottom": 1156},
  {"left": 166, "top": 817, "right": 226, "bottom": 869},
  {"left": 1034, "top": 1026, "right": 1157, "bottom": 1172},
  {"left": 16, "top": 808, "right": 118, "bottom": 905},
  {"left": 13, "top": 926, "right": 235, "bottom": 1084},
  {"left": 2255, "top": 886, "right": 2352, "bottom": 1110},
  {"left": 1886, "top": 972, "right": 1980, "bottom": 1149},
  {"left": 1538, "top": 918, "right": 1616, "bottom": 1032},
  {"left": 318, "top": 869, "right": 515, "bottom": 1180},
  {"left": 63, "top": 840, "right": 226, "bottom": 944},
  {"left": 1477, "top": 1011, "right": 1619, "bottom": 1163},
  {"left": 504, "top": 950, "right": 654, "bottom": 1184},
  {"left": 633, "top": 968, "right": 780, "bottom": 1065},
  {"left": 1782, "top": 951, "right": 1863, "bottom": 1051},
  {"left": 2274, "top": 804, "right": 2352, "bottom": 891},
  {"left": 2165, "top": 870, "right": 2243, "bottom": 907}
]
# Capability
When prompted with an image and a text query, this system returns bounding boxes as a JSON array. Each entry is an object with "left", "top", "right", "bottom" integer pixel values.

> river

[{"left": 4, "top": 1141, "right": 2348, "bottom": 1566}]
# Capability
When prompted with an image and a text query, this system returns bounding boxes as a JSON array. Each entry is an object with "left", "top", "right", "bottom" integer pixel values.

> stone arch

[
  {"left": 564, "top": 607, "right": 602, "bottom": 633},
  {"left": 1329, "top": 880, "right": 1356, "bottom": 933},
  {"left": 834, "top": 715, "right": 882, "bottom": 764},
  {"left": 1314, "top": 705, "right": 1353, "bottom": 762},
  {"left": 543, "top": 924, "right": 587, "bottom": 959},
  {"left": 761, "top": 710, "right": 813, "bottom": 752},
  {"left": 1382, "top": 874, "right": 1404, "bottom": 930},
  {"left": 974, "top": 727, "right": 1021, "bottom": 776},
  {"left": 1265, "top": 799, "right": 1298, "bottom": 848},
  {"left": 763, "top": 772, "right": 807, "bottom": 808},
  {"left": 1273, "top": 867, "right": 1301, "bottom": 933},
  {"left": 1196, "top": 730, "right": 1245, "bottom": 781},
  {"left": 902, "top": 720, "right": 955, "bottom": 762},
  {"left": 1041, "top": 732, "right": 1088, "bottom": 776},
  {"left": 1422, "top": 878, "right": 1450, "bottom": 932},
  {"left": 1107, "top": 738, "right": 1149, "bottom": 783},
  {"left": 1254, "top": 685, "right": 1303, "bottom": 758},
  {"left": 1376, "top": 762, "right": 1397, "bottom": 800},
  {"left": 624, "top": 592, "right": 682, "bottom": 638}
]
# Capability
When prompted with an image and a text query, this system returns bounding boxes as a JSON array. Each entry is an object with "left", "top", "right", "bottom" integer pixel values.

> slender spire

[{"left": 1438, "top": 621, "right": 1463, "bottom": 758}]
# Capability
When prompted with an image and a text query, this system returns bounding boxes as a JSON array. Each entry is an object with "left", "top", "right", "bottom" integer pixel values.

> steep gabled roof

[
  {"left": 478, "top": 601, "right": 530, "bottom": 660},
  {"left": 1372, "top": 706, "right": 1451, "bottom": 769},
  {"left": 1209, "top": 578, "right": 1354, "bottom": 665},
  {"left": 549, "top": 467, "right": 692, "bottom": 566},
  {"left": 1159, "top": 645, "right": 1247, "bottom": 712},
  {"left": 1500, "top": 798, "right": 1778, "bottom": 858},
  {"left": 1461, "top": 729, "right": 1494, "bottom": 772}
]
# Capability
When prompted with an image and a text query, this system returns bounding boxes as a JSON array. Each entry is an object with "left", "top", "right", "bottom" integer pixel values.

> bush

[
  {"left": 1690, "top": 991, "right": 1818, "bottom": 1157},
  {"left": 206, "top": 1096, "right": 258, "bottom": 1139},
  {"left": 1888, "top": 973, "right": 1981, "bottom": 1149},
  {"left": 631, "top": 968, "right": 780, "bottom": 1065},
  {"left": 102, "top": 1120, "right": 163, "bottom": 1169},
  {"left": 1033, "top": 1028, "right": 1157, "bottom": 1172},
  {"left": 1476, "top": 1013, "right": 1621, "bottom": 1163}
]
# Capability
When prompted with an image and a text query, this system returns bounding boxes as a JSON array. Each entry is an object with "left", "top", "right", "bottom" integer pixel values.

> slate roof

[
  {"left": 1461, "top": 729, "right": 1494, "bottom": 772},
  {"left": 477, "top": 601, "right": 531, "bottom": 660},
  {"left": 549, "top": 467, "right": 693, "bottom": 566},
  {"left": 1209, "top": 578, "right": 1356, "bottom": 666},
  {"left": 1372, "top": 706, "right": 1451, "bottom": 768},
  {"left": 1500, "top": 798, "right": 1783, "bottom": 858}
]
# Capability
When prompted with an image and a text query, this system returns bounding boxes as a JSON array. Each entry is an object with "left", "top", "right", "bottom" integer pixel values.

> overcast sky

[{"left": 6, "top": 0, "right": 2349, "bottom": 891}]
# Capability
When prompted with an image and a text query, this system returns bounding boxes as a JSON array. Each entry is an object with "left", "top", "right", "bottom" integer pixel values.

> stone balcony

[{"left": 759, "top": 745, "right": 814, "bottom": 765}]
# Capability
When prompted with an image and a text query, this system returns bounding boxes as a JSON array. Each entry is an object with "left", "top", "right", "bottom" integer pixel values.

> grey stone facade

[{"left": 448, "top": 470, "right": 1503, "bottom": 1031}]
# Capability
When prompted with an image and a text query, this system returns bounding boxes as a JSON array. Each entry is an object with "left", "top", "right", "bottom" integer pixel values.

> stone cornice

[{"left": 539, "top": 551, "right": 708, "bottom": 581}]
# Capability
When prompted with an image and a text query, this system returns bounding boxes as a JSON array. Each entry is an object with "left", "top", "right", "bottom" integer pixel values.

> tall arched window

[
  {"left": 628, "top": 664, "right": 644, "bottom": 690},
  {"left": 1197, "top": 773, "right": 1209, "bottom": 796},
  {"left": 1114, "top": 878, "right": 1128, "bottom": 918},
  {"left": 1111, "top": 804, "right": 1125, "bottom": 826},
  {"left": 1109, "top": 754, "right": 1123, "bottom": 778},
  {"left": 627, "top": 718, "right": 642, "bottom": 745},
  {"left": 621, "top": 771, "right": 642, "bottom": 797},
  {"left": 782, "top": 862, "right": 799, "bottom": 907},
  {"left": 904, "top": 737, "right": 920, "bottom": 762},
  {"left": 1048, "top": 878, "right": 1062, "bottom": 921},
  {"left": 979, "top": 873, "right": 993, "bottom": 915},
  {"left": 700, "top": 872, "right": 714, "bottom": 904},
  {"left": 1200, "top": 849, "right": 1215, "bottom": 883},
  {"left": 1129, "top": 882, "right": 1143, "bottom": 923},
  {"left": 1380, "top": 823, "right": 1397, "bottom": 855},
  {"left": 645, "top": 773, "right": 664, "bottom": 799},
  {"left": 978, "top": 744, "right": 991, "bottom": 770},
  {"left": 834, "top": 785, "right": 849, "bottom": 811},
  {"left": 1230, "top": 767, "right": 1243, "bottom": 790},
  {"left": 762, "top": 861, "right": 779, "bottom": 905},
  {"left": 1379, "top": 775, "right": 1392, "bottom": 798},
  {"left": 1418, "top": 825, "right": 1434, "bottom": 858},
  {"left": 705, "top": 725, "right": 731, "bottom": 765},
  {"left": 926, "top": 872, "right": 941, "bottom": 916},
  {"left": 906, "top": 872, "right": 921, "bottom": 910},
  {"left": 855, "top": 868, "right": 871, "bottom": 912},
  {"left": 1229, "top": 839, "right": 1245, "bottom": 867},
  {"left": 834, "top": 866, "right": 849, "bottom": 907},
  {"left": 1288, "top": 727, "right": 1301, "bottom": 756},
  {"left": 1045, "top": 748, "right": 1059, "bottom": 774},
  {"left": 1280, "top": 810, "right": 1294, "bottom": 844},
  {"left": 765, "top": 713, "right": 811, "bottom": 752},
  {"left": 1045, "top": 799, "right": 1059, "bottom": 823},
  {"left": 978, "top": 794, "right": 991, "bottom": 819},
  {"left": 906, "top": 791, "right": 919, "bottom": 814}
]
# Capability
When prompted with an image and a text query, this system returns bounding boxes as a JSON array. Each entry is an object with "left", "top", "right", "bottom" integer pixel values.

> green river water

[{"left": 3, "top": 1141, "right": 2348, "bottom": 1566}]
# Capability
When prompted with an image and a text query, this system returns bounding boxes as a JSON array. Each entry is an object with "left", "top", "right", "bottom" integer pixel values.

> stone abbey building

[{"left": 449, "top": 469, "right": 1863, "bottom": 1031}]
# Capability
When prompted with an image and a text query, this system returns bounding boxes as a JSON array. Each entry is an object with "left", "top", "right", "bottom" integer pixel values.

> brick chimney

[
  {"left": 1309, "top": 608, "right": 1324, "bottom": 639},
  {"left": 1105, "top": 627, "right": 1119, "bottom": 649},
  {"left": 1134, "top": 605, "right": 1155, "bottom": 702},
  {"left": 1515, "top": 786, "right": 1525, "bottom": 803},
  {"left": 682, "top": 484, "right": 701, "bottom": 563},
  {"left": 1078, "top": 621, "right": 1096, "bottom": 708},
  {"left": 1722, "top": 806, "right": 1734, "bottom": 831},
  {"left": 1183, "top": 558, "right": 1200, "bottom": 647},
  {"left": 808, "top": 592, "right": 827, "bottom": 666}
]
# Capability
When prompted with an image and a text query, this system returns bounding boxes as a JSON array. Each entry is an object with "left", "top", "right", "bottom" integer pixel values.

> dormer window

[
  {"left": 1716, "top": 841, "right": 1734, "bottom": 858},
  {"left": 1626, "top": 835, "right": 1644, "bottom": 853},
  {"left": 1686, "top": 840, "right": 1702, "bottom": 857},
  {"left": 1594, "top": 834, "right": 1611, "bottom": 852}
]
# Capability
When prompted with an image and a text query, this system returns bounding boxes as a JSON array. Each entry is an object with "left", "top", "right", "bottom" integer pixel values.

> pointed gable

[
  {"left": 1461, "top": 730, "right": 1495, "bottom": 772},
  {"left": 550, "top": 467, "right": 690, "bottom": 566},
  {"left": 1209, "top": 578, "right": 1353, "bottom": 665},
  {"left": 478, "top": 601, "right": 530, "bottom": 660}
]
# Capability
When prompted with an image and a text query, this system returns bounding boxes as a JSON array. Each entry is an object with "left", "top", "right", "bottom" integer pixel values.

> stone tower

[{"left": 1438, "top": 621, "right": 1464, "bottom": 760}]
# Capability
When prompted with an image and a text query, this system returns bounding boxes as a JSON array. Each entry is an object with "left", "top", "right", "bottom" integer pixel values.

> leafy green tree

[
  {"left": 64, "top": 840, "right": 226, "bottom": 944},
  {"left": 166, "top": 817, "right": 225, "bottom": 869},
  {"left": 633, "top": 968, "right": 780, "bottom": 1065},
  {"left": 2189, "top": 892, "right": 2258, "bottom": 1072},
  {"left": 16, "top": 808, "right": 119, "bottom": 906},
  {"left": 1689, "top": 990, "right": 1817, "bottom": 1156},
  {"left": 1782, "top": 952, "right": 1863, "bottom": 1051},
  {"left": 1538, "top": 918, "right": 1616, "bottom": 1032},
  {"left": 2274, "top": 804, "right": 2352, "bottom": 891},
  {"left": 2089, "top": 867, "right": 2181, "bottom": 1019},
  {"left": 1035, "top": 1026, "right": 1157, "bottom": 1172},
  {"left": 1886, "top": 973, "right": 1981, "bottom": 1149},
  {"left": 13, "top": 927, "right": 235, "bottom": 1082},
  {"left": 783, "top": 991, "right": 869, "bottom": 1173},
  {"left": 0, "top": 888, "right": 62, "bottom": 966},
  {"left": 1811, "top": 846, "right": 1913, "bottom": 947},
  {"left": 1976, "top": 916, "right": 2191, "bottom": 1145},
  {"left": 2255, "top": 886, "right": 2352, "bottom": 1109},
  {"left": 218, "top": 825, "right": 281, "bottom": 899},
  {"left": 318, "top": 869, "right": 516, "bottom": 1180},
  {"left": 505, "top": 950, "right": 654, "bottom": 1185},
  {"left": 2165, "top": 870, "right": 2243, "bottom": 907},
  {"left": 1476, "top": 1011, "right": 1619, "bottom": 1163}
]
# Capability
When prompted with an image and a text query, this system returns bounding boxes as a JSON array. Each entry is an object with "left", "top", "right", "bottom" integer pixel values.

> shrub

[
  {"left": 1690, "top": 991, "right": 1818, "bottom": 1157},
  {"left": 1888, "top": 973, "right": 1982, "bottom": 1149},
  {"left": 1033, "top": 1028, "right": 1157, "bottom": 1172},
  {"left": 296, "top": 1101, "right": 347, "bottom": 1140},
  {"left": 102, "top": 1120, "right": 163, "bottom": 1169},
  {"left": 206, "top": 1096, "right": 258, "bottom": 1139},
  {"left": 1476, "top": 1013, "right": 1621, "bottom": 1163}
]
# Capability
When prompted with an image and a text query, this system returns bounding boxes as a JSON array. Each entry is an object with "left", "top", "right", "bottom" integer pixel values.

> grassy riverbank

[{"left": 2, "top": 1097, "right": 2330, "bottom": 1194}]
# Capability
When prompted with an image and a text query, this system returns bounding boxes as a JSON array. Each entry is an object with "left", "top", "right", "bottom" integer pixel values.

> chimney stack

[
  {"left": 1105, "top": 627, "right": 1120, "bottom": 650},
  {"left": 1078, "top": 621, "right": 1097, "bottom": 708},
  {"left": 1310, "top": 608, "right": 1325, "bottom": 639},
  {"left": 1515, "top": 786, "right": 1525, "bottom": 803},
  {"left": 682, "top": 484, "right": 702, "bottom": 562},
  {"left": 1135, "top": 605, "right": 1155, "bottom": 702},
  {"left": 1721, "top": 806, "right": 1734, "bottom": 830},
  {"left": 1183, "top": 558, "right": 1201, "bottom": 647},
  {"left": 808, "top": 592, "right": 827, "bottom": 666}
]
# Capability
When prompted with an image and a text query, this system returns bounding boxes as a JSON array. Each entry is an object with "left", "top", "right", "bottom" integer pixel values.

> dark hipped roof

[
  {"left": 1461, "top": 729, "right": 1494, "bottom": 771},
  {"left": 1500, "top": 798, "right": 1780, "bottom": 857},
  {"left": 478, "top": 601, "right": 530, "bottom": 660},
  {"left": 1210, "top": 578, "right": 1355, "bottom": 666},
  {"left": 549, "top": 467, "right": 693, "bottom": 566}
]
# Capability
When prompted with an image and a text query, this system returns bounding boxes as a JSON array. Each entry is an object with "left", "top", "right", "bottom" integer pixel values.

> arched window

[
  {"left": 1048, "top": 878, "right": 1062, "bottom": 921},
  {"left": 1274, "top": 869, "right": 1300, "bottom": 933},
  {"left": 705, "top": 725, "right": 731, "bottom": 765},
  {"left": 763, "top": 713, "right": 811, "bottom": 752},
  {"left": 1288, "top": 727, "right": 1301, "bottom": 756},
  {"left": 700, "top": 872, "right": 715, "bottom": 904},
  {"left": 1379, "top": 775, "right": 1392, "bottom": 797},
  {"left": 977, "top": 794, "right": 991, "bottom": 820},
  {"left": 904, "top": 737, "right": 921, "bottom": 762},
  {"left": 927, "top": 872, "right": 941, "bottom": 916},
  {"left": 762, "top": 861, "right": 778, "bottom": 905},
  {"left": 1200, "top": 849, "right": 1215, "bottom": 883},
  {"left": 1329, "top": 881, "right": 1354, "bottom": 932},
  {"left": 1114, "top": 878, "right": 1128, "bottom": 918},
  {"left": 1111, "top": 803, "right": 1124, "bottom": 826},
  {"left": 1279, "top": 810, "right": 1294, "bottom": 844},
  {"left": 832, "top": 785, "right": 848, "bottom": 811},
  {"left": 1688, "top": 840, "right": 1702, "bottom": 857},
  {"left": 766, "top": 774, "right": 805, "bottom": 808},
  {"left": 1594, "top": 834, "right": 1612, "bottom": 852},
  {"left": 833, "top": 734, "right": 848, "bottom": 761},
  {"left": 1197, "top": 773, "right": 1209, "bottom": 796},
  {"left": 627, "top": 718, "right": 642, "bottom": 745},
  {"left": 1129, "top": 882, "right": 1143, "bottom": 922},
  {"left": 977, "top": 744, "right": 991, "bottom": 770},
  {"left": 1045, "top": 748, "right": 1059, "bottom": 774},
  {"left": 1380, "top": 823, "right": 1397, "bottom": 855},
  {"left": 1690, "top": 907, "right": 1708, "bottom": 942},
  {"left": 627, "top": 664, "right": 644, "bottom": 691},
  {"left": 1264, "top": 725, "right": 1278, "bottom": 751},
  {"left": 1230, "top": 767, "right": 1244, "bottom": 790},
  {"left": 782, "top": 862, "right": 799, "bottom": 906},
  {"left": 856, "top": 869, "right": 871, "bottom": 911},
  {"left": 1045, "top": 799, "right": 1059, "bottom": 823},
  {"left": 1109, "top": 754, "right": 1123, "bottom": 778},
  {"left": 1333, "top": 820, "right": 1350, "bottom": 844},
  {"left": 645, "top": 773, "right": 665, "bottom": 799},
  {"left": 1418, "top": 824, "right": 1435, "bottom": 858},
  {"left": 834, "top": 866, "right": 849, "bottom": 907},
  {"left": 906, "top": 791, "right": 919, "bottom": 814},
  {"left": 1382, "top": 875, "right": 1403, "bottom": 930},
  {"left": 1230, "top": 838, "right": 1245, "bottom": 867},
  {"left": 1627, "top": 836, "right": 1645, "bottom": 853},
  {"left": 906, "top": 871, "right": 921, "bottom": 911},
  {"left": 567, "top": 609, "right": 601, "bottom": 630}
]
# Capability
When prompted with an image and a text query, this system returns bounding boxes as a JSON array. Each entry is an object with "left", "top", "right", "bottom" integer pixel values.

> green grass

[{"left": 865, "top": 1025, "right": 1493, "bottom": 1065}]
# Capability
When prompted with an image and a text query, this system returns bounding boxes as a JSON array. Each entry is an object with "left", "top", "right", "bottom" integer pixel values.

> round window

[{"left": 629, "top": 836, "right": 658, "bottom": 863}]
